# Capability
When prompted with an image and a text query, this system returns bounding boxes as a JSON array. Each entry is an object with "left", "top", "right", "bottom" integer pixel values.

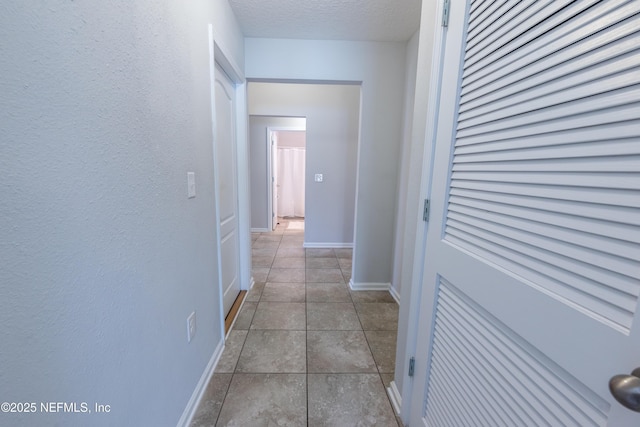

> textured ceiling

[{"left": 228, "top": 0, "right": 422, "bottom": 42}]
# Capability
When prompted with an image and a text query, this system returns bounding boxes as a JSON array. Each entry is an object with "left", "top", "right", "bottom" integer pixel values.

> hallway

[{"left": 190, "top": 218, "right": 401, "bottom": 426}]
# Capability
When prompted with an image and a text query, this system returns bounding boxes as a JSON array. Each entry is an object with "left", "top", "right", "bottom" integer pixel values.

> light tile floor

[{"left": 191, "top": 218, "right": 401, "bottom": 427}]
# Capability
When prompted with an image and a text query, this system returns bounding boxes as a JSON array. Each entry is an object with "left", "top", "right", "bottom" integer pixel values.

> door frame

[
  {"left": 392, "top": 0, "right": 451, "bottom": 423},
  {"left": 208, "top": 25, "right": 251, "bottom": 338},
  {"left": 266, "top": 125, "right": 306, "bottom": 231}
]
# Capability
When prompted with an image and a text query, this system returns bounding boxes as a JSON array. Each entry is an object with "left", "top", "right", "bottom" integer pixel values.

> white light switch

[
  {"left": 187, "top": 172, "right": 196, "bottom": 198},
  {"left": 314, "top": 174, "right": 323, "bottom": 182},
  {"left": 187, "top": 311, "right": 196, "bottom": 342}
]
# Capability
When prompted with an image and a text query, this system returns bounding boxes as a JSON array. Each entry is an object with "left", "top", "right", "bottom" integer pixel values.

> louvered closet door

[{"left": 410, "top": 1, "right": 640, "bottom": 426}]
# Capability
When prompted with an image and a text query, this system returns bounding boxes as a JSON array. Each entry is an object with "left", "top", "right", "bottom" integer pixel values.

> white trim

[
  {"left": 267, "top": 124, "right": 307, "bottom": 231},
  {"left": 387, "top": 380, "right": 403, "bottom": 417},
  {"left": 303, "top": 242, "right": 354, "bottom": 249},
  {"left": 349, "top": 280, "right": 390, "bottom": 291},
  {"left": 207, "top": 25, "right": 226, "bottom": 341},
  {"left": 251, "top": 227, "right": 270, "bottom": 233},
  {"left": 176, "top": 339, "right": 225, "bottom": 427},
  {"left": 400, "top": 1, "right": 448, "bottom": 424},
  {"left": 389, "top": 285, "right": 401, "bottom": 304}
]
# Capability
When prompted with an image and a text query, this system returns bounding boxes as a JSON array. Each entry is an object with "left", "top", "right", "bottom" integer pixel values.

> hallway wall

[
  {"left": 245, "top": 39, "right": 406, "bottom": 285},
  {"left": 249, "top": 116, "right": 306, "bottom": 230},
  {"left": 0, "top": 1, "right": 244, "bottom": 426}
]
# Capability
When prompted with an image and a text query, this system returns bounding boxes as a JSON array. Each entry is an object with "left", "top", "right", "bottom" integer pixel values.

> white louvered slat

[
  {"left": 466, "top": 0, "right": 510, "bottom": 39},
  {"left": 456, "top": 104, "right": 639, "bottom": 147},
  {"left": 443, "top": 290, "right": 609, "bottom": 424},
  {"left": 454, "top": 121, "right": 640, "bottom": 154},
  {"left": 457, "top": 87, "right": 640, "bottom": 138},
  {"left": 424, "top": 282, "right": 609, "bottom": 427},
  {"left": 464, "top": 0, "right": 576, "bottom": 70},
  {"left": 452, "top": 180, "right": 640, "bottom": 208},
  {"left": 459, "top": 68, "right": 640, "bottom": 130},
  {"left": 446, "top": 213, "right": 637, "bottom": 300},
  {"left": 449, "top": 187, "right": 640, "bottom": 227},
  {"left": 453, "top": 155, "right": 640, "bottom": 173},
  {"left": 459, "top": 45, "right": 640, "bottom": 121},
  {"left": 454, "top": 139, "right": 640, "bottom": 162},
  {"left": 448, "top": 195, "right": 640, "bottom": 246},
  {"left": 445, "top": 0, "right": 640, "bottom": 333},
  {"left": 450, "top": 170, "right": 640, "bottom": 190},
  {"left": 462, "top": 0, "right": 640, "bottom": 96}
]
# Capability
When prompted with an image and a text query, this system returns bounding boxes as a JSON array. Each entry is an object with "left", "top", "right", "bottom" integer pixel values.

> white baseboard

[
  {"left": 176, "top": 339, "right": 225, "bottom": 427},
  {"left": 303, "top": 242, "right": 354, "bottom": 248},
  {"left": 251, "top": 227, "right": 269, "bottom": 232},
  {"left": 349, "top": 280, "right": 391, "bottom": 291},
  {"left": 389, "top": 285, "right": 401, "bottom": 304},
  {"left": 387, "top": 380, "right": 402, "bottom": 417}
]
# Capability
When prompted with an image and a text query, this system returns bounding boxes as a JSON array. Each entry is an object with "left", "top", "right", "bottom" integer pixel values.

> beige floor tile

[
  {"left": 271, "top": 257, "right": 305, "bottom": 269},
  {"left": 216, "top": 374, "right": 306, "bottom": 426},
  {"left": 245, "top": 282, "right": 264, "bottom": 302},
  {"left": 276, "top": 247, "right": 306, "bottom": 258},
  {"left": 342, "top": 270, "right": 352, "bottom": 283},
  {"left": 267, "top": 268, "right": 306, "bottom": 282},
  {"left": 252, "top": 255, "right": 274, "bottom": 268},
  {"left": 355, "top": 303, "right": 399, "bottom": 331},
  {"left": 380, "top": 373, "right": 395, "bottom": 388},
  {"left": 251, "top": 268, "right": 270, "bottom": 282},
  {"left": 307, "top": 330, "right": 377, "bottom": 373},
  {"left": 364, "top": 330, "right": 397, "bottom": 373},
  {"left": 306, "top": 268, "right": 344, "bottom": 283},
  {"left": 189, "top": 374, "right": 232, "bottom": 427},
  {"left": 350, "top": 290, "right": 396, "bottom": 303},
  {"left": 255, "top": 235, "right": 282, "bottom": 243},
  {"left": 306, "top": 283, "right": 351, "bottom": 303},
  {"left": 307, "top": 303, "right": 361, "bottom": 330},
  {"left": 306, "top": 257, "right": 339, "bottom": 269},
  {"left": 337, "top": 257, "right": 352, "bottom": 270},
  {"left": 251, "top": 302, "right": 306, "bottom": 330},
  {"left": 251, "top": 247, "right": 277, "bottom": 258},
  {"left": 251, "top": 240, "right": 280, "bottom": 249},
  {"left": 307, "top": 374, "right": 397, "bottom": 426},
  {"left": 279, "top": 238, "right": 304, "bottom": 248},
  {"left": 334, "top": 248, "right": 353, "bottom": 259},
  {"left": 306, "top": 248, "right": 335, "bottom": 258},
  {"left": 261, "top": 282, "right": 306, "bottom": 302},
  {"left": 236, "top": 330, "right": 306, "bottom": 373},
  {"left": 234, "top": 302, "right": 257, "bottom": 329},
  {"left": 215, "top": 330, "right": 248, "bottom": 373}
]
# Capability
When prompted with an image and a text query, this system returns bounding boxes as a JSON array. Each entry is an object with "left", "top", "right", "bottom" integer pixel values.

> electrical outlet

[{"left": 187, "top": 311, "right": 196, "bottom": 342}]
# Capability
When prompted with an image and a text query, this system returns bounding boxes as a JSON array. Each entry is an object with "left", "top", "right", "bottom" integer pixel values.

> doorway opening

[{"left": 269, "top": 127, "right": 307, "bottom": 232}]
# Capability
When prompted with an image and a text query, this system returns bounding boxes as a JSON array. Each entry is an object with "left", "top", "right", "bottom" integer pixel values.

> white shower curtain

[{"left": 277, "top": 147, "right": 305, "bottom": 217}]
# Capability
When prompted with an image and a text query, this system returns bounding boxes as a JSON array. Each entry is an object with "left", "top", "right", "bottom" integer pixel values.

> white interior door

[
  {"left": 214, "top": 63, "right": 240, "bottom": 316},
  {"left": 410, "top": 1, "right": 640, "bottom": 426},
  {"left": 270, "top": 131, "right": 278, "bottom": 230}
]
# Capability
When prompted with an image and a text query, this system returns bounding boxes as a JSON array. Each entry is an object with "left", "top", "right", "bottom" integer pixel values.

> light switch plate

[
  {"left": 314, "top": 174, "right": 323, "bottom": 182},
  {"left": 187, "top": 172, "right": 196, "bottom": 198},
  {"left": 187, "top": 311, "right": 196, "bottom": 342}
]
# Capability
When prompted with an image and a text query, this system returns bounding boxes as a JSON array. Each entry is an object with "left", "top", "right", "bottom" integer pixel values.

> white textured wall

[
  {"left": 391, "top": 30, "right": 420, "bottom": 299},
  {"left": 245, "top": 39, "right": 406, "bottom": 283},
  {"left": 0, "top": 1, "right": 243, "bottom": 426},
  {"left": 249, "top": 116, "right": 306, "bottom": 230},
  {"left": 248, "top": 83, "right": 360, "bottom": 247}
]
